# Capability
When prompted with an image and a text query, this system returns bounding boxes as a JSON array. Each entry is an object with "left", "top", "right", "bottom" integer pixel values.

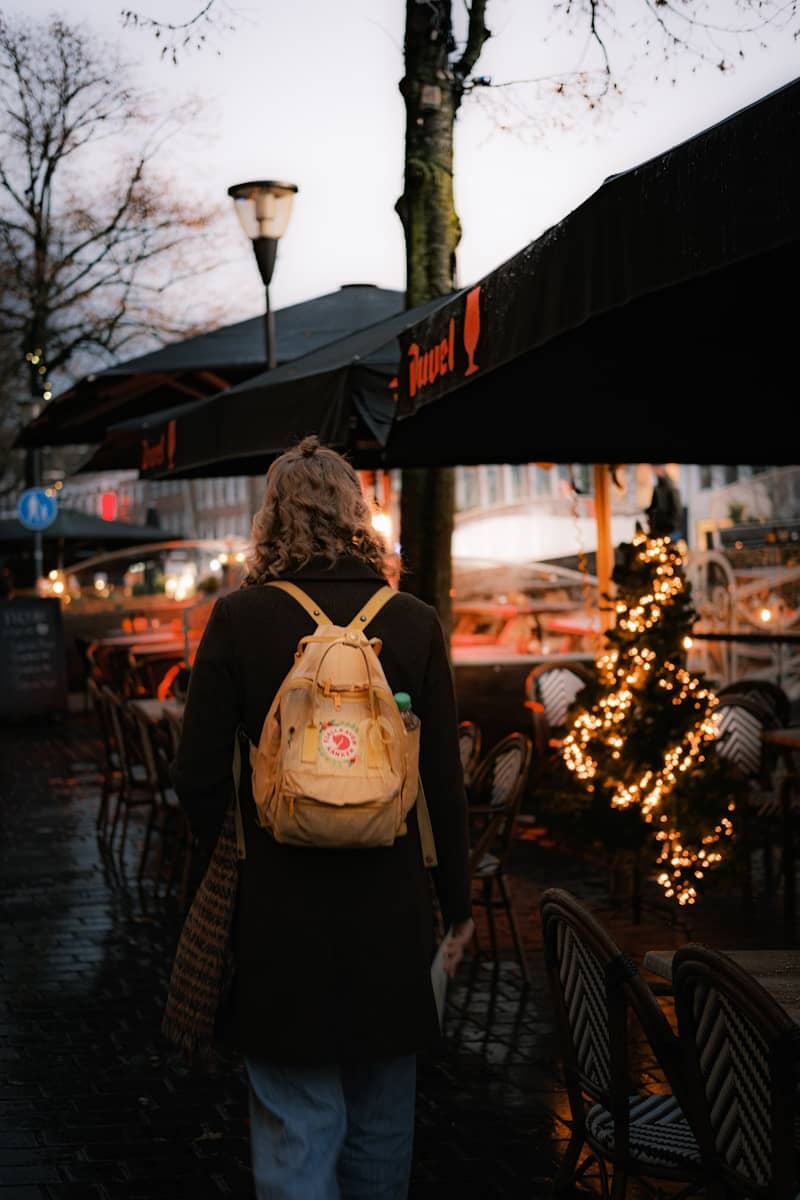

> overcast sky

[{"left": 14, "top": 0, "right": 800, "bottom": 323}]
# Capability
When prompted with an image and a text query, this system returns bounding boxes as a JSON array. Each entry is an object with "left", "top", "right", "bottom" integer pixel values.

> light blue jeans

[{"left": 243, "top": 1054, "right": 417, "bottom": 1200}]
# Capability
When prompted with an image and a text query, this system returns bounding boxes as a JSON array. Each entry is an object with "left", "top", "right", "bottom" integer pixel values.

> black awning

[
  {"left": 78, "top": 295, "right": 453, "bottom": 479},
  {"left": 384, "top": 74, "right": 800, "bottom": 466},
  {"left": 17, "top": 285, "right": 405, "bottom": 449},
  {"left": 0, "top": 508, "right": 179, "bottom": 547}
]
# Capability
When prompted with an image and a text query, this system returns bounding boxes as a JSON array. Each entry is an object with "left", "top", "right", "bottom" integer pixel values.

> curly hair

[{"left": 244, "top": 436, "right": 389, "bottom": 584}]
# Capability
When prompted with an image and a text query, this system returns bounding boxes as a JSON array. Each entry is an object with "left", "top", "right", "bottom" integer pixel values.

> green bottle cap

[{"left": 393, "top": 691, "right": 411, "bottom": 711}]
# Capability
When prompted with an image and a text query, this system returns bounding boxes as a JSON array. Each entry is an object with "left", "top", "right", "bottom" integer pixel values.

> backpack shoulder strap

[
  {"left": 348, "top": 585, "right": 396, "bottom": 631},
  {"left": 267, "top": 580, "right": 331, "bottom": 626}
]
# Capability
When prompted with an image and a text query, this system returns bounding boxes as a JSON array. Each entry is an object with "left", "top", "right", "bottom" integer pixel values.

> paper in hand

[{"left": 431, "top": 928, "right": 451, "bottom": 1028}]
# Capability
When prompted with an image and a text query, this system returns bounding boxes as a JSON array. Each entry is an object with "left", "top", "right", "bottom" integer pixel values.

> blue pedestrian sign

[{"left": 17, "top": 488, "right": 58, "bottom": 532}]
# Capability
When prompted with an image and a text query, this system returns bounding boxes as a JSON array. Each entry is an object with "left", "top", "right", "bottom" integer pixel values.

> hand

[{"left": 441, "top": 918, "right": 475, "bottom": 979}]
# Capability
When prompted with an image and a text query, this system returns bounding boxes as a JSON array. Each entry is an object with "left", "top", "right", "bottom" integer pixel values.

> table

[
  {"left": 90, "top": 631, "right": 182, "bottom": 650},
  {"left": 761, "top": 727, "right": 800, "bottom": 934},
  {"left": 129, "top": 698, "right": 185, "bottom": 725},
  {"left": 88, "top": 634, "right": 185, "bottom": 686},
  {"left": 643, "top": 948, "right": 800, "bottom": 1025},
  {"left": 761, "top": 727, "right": 800, "bottom": 752}
]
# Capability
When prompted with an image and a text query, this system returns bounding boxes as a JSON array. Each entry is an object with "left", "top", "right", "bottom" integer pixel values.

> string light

[
  {"left": 371, "top": 505, "right": 392, "bottom": 538},
  {"left": 562, "top": 531, "right": 733, "bottom": 906}
]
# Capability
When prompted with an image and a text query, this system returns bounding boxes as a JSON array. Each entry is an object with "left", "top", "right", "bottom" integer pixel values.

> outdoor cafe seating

[
  {"left": 79, "top": 602, "right": 195, "bottom": 901},
  {"left": 540, "top": 887, "right": 706, "bottom": 1199},
  {"left": 99, "top": 684, "right": 164, "bottom": 864},
  {"left": 541, "top": 887, "right": 800, "bottom": 1199},
  {"left": 523, "top": 659, "right": 595, "bottom": 762},
  {"left": 672, "top": 943, "right": 800, "bottom": 1200},
  {"left": 458, "top": 718, "right": 482, "bottom": 788},
  {"left": 711, "top": 685, "right": 800, "bottom": 929},
  {"left": 467, "top": 731, "right": 533, "bottom": 983}
]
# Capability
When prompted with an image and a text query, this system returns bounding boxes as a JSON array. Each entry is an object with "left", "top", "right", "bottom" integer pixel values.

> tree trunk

[
  {"left": 396, "top": 0, "right": 488, "bottom": 630},
  {"left": 398, "top": 466, "right": 456, "bottom": 640}
]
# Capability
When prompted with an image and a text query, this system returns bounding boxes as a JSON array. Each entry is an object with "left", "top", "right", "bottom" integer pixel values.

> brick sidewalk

[{"left": 0, "top": 712, "right": 792, "bottom": 1199}]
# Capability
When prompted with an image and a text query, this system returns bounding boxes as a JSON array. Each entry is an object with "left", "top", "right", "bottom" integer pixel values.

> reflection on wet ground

[{"left": 0, "top": 712, "right": 790, "bottom": 1198}]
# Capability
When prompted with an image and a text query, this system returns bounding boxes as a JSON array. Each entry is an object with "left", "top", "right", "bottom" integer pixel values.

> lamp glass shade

[{"left": 228, "top": 180, "right": 298, "bottom": 241}]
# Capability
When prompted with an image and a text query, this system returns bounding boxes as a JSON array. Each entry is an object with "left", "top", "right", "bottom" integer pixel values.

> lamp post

[{"left": 227, "top": 179, "right": 298, "bottom": 369}]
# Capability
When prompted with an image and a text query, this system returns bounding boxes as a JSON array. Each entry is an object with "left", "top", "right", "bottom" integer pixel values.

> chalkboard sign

[{"left": 0, "top": 597, "right": 68, "bottom": 719}]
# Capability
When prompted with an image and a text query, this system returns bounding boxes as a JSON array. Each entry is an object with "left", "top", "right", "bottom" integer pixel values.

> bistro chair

[
  {"left": 540, "top": 887, "right": 706, "bottom": 1200},
  {"left": 102, "top": 688, "right": 162, "bottom": 865},
  {"left": 137, "top": 709, "right": 195, "bottom": 907},
  {"left": 125, "top": 646, "right": 186, "bottom": 700},
  {"left": 672, "top": 943, "right": 800, "bottom": 1200},
  {"left": 468, "top": 731, "right": 533, "bottom": 983},
  {"left": 712, "top": 693, "right": 785, "bottom": 902},
  {"left": 717, "top": 678, "right": 792, "bottom": 729},
  {"left": 87, "top": 640, "right": 130, "bottom": 694},
  {"left": 130, "top": 706, "right": 180, "bottom": 886},
  {"left": 458, "top": 718, "right": 482, "bottom": 788},
  {"left": 87, "top": 676, "right": 122, "bottom": 840},
  {"left": 163, "top": 703, "right": 185, "bottom": 756},
  {"left": 524, "top": 660, "right": 594, "bottom": 762}
]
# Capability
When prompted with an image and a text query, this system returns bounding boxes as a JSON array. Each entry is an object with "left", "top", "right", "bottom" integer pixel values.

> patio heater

[{"left": 227, "top": 180, "right": 299, "bottom": 369}]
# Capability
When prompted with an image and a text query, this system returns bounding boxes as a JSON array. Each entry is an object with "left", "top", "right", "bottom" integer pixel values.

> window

[
  {"left": 699, "top": 465, "right": 713, "bottom": 489},
  {"left": 457, "top": 467, "right": 478, "bottom": 511},
  {"left": 485, "top": 465, "right": 500, "bottom": 507},
  {"left": 508, "top": 464, "right": 525, "bottom": 502},
  {"left": 534, "top": 466, "right": 553, "bottom": 496},
  {"left": 723, "top": 465, "right": 738, "bottom": 485},
  {"left": 572, "top": 464, "right": 591, "bottom": 495}
]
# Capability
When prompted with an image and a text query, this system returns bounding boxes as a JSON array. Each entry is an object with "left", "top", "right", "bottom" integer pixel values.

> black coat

[{"left": 172, "top": 555, "right": 472, "bottom": 1064}]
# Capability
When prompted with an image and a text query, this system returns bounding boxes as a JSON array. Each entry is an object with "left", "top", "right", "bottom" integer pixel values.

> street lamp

[{"left": 227, "top": 179, "right": 298, "bottom": 369}]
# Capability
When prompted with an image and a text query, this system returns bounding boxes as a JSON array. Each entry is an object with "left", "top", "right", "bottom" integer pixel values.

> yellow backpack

[{"left": 249, "top": 582, "right": 434, "bottom": 862}]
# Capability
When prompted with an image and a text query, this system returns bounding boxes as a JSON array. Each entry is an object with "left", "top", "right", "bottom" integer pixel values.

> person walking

[
  {"left": 172, "top": 436, "right": 474, "bottom": 1199},
  {"left": 645, "top": 464, "right": 684, "bottom": 539}
]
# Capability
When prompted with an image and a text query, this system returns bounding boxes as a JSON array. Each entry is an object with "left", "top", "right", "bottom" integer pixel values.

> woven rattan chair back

[
  {"left": 458, "top": 719, "right": 482, "bottom": 788},
  {"left": 673, "top": 944, "right": 800, "bottom": 1199},
  {"left": 524, "top": 661, "right": 594, "bottom": 758},
  {"left": 101, "top": 688, "right": 159, "bottom": 861},
  {"left": 474, "top": 731, "right": 529, "bottom": 801},
  {"left": 468, "top": 732, "right": 533, "bottom": 982},
  {"left": 712, "top": 694, "right": 791, "bottom": 910},
  {"left": 712, "top": 694, "right": 778, "bottom": 782},
  {"left": 717, "top": 679, "right": 792, "bottom": 729},
  {"left": 87, "top": 676, "right": 120, "bottom": 838},
  {"left": 540, "top": 888, "right": 705, "bottom": 1198}
]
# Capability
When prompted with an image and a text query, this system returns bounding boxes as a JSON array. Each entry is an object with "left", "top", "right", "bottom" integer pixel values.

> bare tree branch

[
  {"left": 455, "top": 0, "right": 491, "bottom": 81},
  {"left": 120, "top": 0, "right": 238, "bottom": 63},
  {"left": 0, "top": 12, "right": 229, "bottom": 496}
]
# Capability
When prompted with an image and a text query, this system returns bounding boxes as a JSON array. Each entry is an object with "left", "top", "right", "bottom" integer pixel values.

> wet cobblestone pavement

[{"left": 1, "top": 711, "right": 794, "bottom": 1199}]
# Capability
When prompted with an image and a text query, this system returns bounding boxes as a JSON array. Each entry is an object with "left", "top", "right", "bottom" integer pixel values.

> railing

[{"left": 687, "top": 630, "right": 800, "bottom": 698}]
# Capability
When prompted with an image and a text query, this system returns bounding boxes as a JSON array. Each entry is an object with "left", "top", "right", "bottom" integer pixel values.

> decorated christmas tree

[{"left": 561, "top": 532, "right": 741, "bottom": 912}]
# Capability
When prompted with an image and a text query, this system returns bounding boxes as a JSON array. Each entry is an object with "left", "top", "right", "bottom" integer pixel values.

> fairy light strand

[{"left": 562, "top": 531, "right": 732, "bottom": 905}]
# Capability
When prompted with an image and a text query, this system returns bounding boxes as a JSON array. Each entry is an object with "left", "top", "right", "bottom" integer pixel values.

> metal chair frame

[
  {"left": 137, "top": 710, "right": 195, "bottom": 906},
  {"left": 712, "top": 693, "right": 785, "bottom": 903},
  {"left": 468, "top": 731, "right": 533, "bottom": 983},
  {"left": 523, "top": 660, "right": 595, "bottom": 761},
  {"left": 540, "top": 887, "right": 707, "bottom": 1200},
  {"left": 101, "top": 687, "right": 161, "bottom": 864},
  {"left": 716, "top": 678, "right": 792, "bottom": 728},
  {"left": 87, "top": 676, "right": 122, "bottom": 840},
  {"left": 458, "top": 718, "right": 482, "bottom": 788}
]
